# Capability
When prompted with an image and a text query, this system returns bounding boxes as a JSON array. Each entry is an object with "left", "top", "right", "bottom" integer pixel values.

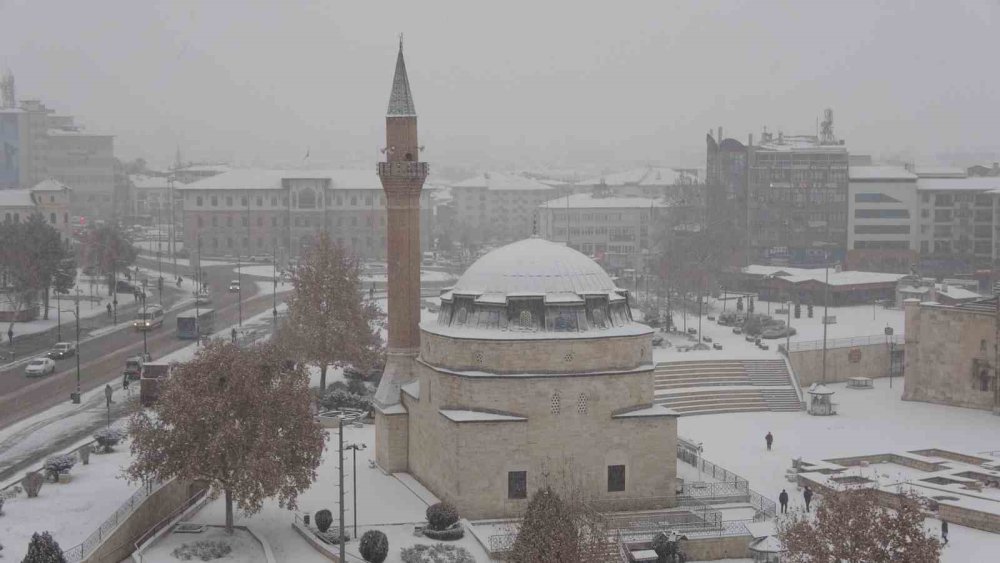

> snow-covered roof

[
  {"left": 386, "top": 43, "right": 416, "bottom": 117},
  {"left": 808, "top": 383, "right": 835, "bottom": 395},
  {"left": 0, "top": 189, "right": 35, "bottom": 208},
  {"left": 756, "top": 136, "right": 847, "bottom": 153},
  {"left": 130, "top": 174, "right": 171, "bottom": 190},
  {"left": 849, "top": 166, "right": 917, "bottom": 181},
  {"left": 936, "top": 285, "right": 980, "bottom": 300},
  {"left": 749, "top": 536, "right": 785, "bottom": 554},
  {"left": 177, "top": 163, "right": 232, "bottom": 173},
  {"left": 451, "top": 172, "right": 553, "bottom": 191},
  {"left": 612, "top": 404, "right": 679, "bottom": 418},
  {"left": 538, "top": 193, "right": 669, "bottom": 209},
  {"left": 918, "top": 177, "right": 1000, "bottom": 192},
  {"left": 914, "top": 166, "right": 967, "bottom": 178},
  {"left": 577, "top": 167, "right": 695, "bottom": 187},
  {"left": 743, "top": 265, "right": 905, "bottom": 287},
  {"left": 439, "top": 409, "right": 526, "bottom": 423},
  {"left": 451, "top": 237, "right": 618, "bottom": 296},
  {"left": 401, "top": 380, "right": 420, "bottom": 400},
  {"left": 177, "top": 169, "right": 383, "bottom": 191},
  {"left": 30, "top": 179, "right": 71, "bottom": 192}
]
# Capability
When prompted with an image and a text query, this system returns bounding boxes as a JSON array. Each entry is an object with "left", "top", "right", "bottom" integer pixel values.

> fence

[
  {"left": 787, "top": 333, "right": 903, "bottom": 352},
  {"left": 63, "top": 480, "right": 159, "bottom": 562},
  {"left": 130, "top": 485, "right": 209, "bottom": 562},
  {"left": 678, "top": 436, "right": 774, "bottom": 521}
]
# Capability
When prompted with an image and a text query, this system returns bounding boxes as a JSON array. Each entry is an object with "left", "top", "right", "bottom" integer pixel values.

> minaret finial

[{"left": 399, "top": 33, "right": 403, "bottom": 52}]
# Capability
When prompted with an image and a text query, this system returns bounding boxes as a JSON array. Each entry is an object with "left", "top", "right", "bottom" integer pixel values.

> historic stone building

[
  {"left": 903, "top": 297, "right": 1000, "bottom": 412},
  {"left": 373, "top": 44, "right": 678, "bottom": 519}
]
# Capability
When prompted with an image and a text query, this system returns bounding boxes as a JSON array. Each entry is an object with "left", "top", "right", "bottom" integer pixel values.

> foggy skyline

[{"left": 2, "top": 0, "right": 998, "bottom": 173}]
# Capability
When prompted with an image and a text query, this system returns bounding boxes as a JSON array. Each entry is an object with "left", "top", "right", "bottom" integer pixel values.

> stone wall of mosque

[
  {"left": 403, "top": 349, "right": 677, "bottom": 520},
  {"left": 903, "top": 299, "right": 999, "bottom": 411},
  {"left": 419, "top": 329, "right": 652, "bottom": 375}
]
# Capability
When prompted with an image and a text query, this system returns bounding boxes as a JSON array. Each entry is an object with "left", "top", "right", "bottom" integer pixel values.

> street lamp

[
  {"left": 272, "top": 242, "right": 278, "bottom": 327},
  {"left": 64, "top": 289, "right": 82, "bottom": 404},
  {"left": 345, "top": 442, "right": 367, "bottom": 539},
  {"left": 885, "top": 325, "right": 894, "bottom": 389}
]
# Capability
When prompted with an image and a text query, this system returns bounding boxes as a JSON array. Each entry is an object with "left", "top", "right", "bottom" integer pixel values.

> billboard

[{"left": 0, "top": 113, "right": 19, "bottom": 189}]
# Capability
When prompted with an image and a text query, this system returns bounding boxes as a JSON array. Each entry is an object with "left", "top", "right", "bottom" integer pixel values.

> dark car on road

[
  {"left": 47, "top": 342, "right": 77, "bottom": 359},
  {"left": 115, "top": 280, "right": 136, "bottom": 294}
]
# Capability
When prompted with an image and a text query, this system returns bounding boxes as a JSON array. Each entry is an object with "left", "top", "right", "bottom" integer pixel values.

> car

[
  {"left": 250, "top": 255, "right": 271, "bottom": 263},
  {"left": 194, "top": 289, "right": 212, "bottom": 305},
  {"left": 228, "top": 280, "right": 240, "bottom": 293},
  {"left": 115, "top": 280, "right": 136, "bottom": 294},
  {"left": 732, "top": 327, "right": 743, "bottom": 334},
  {"left": 25, "top": 358, "right": 56, "bottom": 377},
  {"left": 47, "top": 342, "right": 77, "bottom": 359},
  {"left": 652, "top": 334, "right": 665, "bottom": 346},
  {"left": 762, "top": 326, "right": 798, "bottom": 339},
  {"left": 712, "top": 343, "right": 724, "bottom": 350}
]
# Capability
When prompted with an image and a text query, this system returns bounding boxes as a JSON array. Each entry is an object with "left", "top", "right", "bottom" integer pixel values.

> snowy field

[{"left": 681, "top": 380, "right": 1000, "bottom": 561}]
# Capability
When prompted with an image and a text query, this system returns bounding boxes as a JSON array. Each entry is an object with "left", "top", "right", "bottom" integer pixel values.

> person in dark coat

[
  {"left": 803, "top": 486, "right": 813, "bottom": 512},
  {"left": 765, "top": 431, "right": 774, "bottom": 451},
  {"left": 106, "top": 302, "right": 112, "bottom": 318},
  {"left": 231, "top": 327, "right": 238, "bottom": 343},
  {"left": 941, "top": 520, "right": 949, "bottom": 545},
  {"left": 779, "top": 489, "right": 789, "bottom": 514}
]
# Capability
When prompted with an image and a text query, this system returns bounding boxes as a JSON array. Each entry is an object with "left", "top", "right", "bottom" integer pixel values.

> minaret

[{"left": 374, "top": 38, "right": 428, "bottom": 471}]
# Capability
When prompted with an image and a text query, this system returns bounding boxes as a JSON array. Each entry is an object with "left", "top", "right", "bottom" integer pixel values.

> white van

[{"left": 133, "top": 305, "right": 165, "bottom": 330}]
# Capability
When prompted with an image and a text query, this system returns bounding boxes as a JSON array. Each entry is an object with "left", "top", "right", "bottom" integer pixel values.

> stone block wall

[
  {"left": 789, "top": 342, "right": 899, "bottom": 387},
  {"left": 903, "top": 300, "right": 998, "bottom": 410}
]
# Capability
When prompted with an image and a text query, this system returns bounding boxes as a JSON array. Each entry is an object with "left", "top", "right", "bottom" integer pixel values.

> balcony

[{"left": 377, "top": 161, "right": 429, "bottom": 179}]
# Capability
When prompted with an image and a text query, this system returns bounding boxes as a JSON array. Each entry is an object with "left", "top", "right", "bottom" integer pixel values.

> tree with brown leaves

[
  {"left": 126, "top": 341, "right": 326, "bottom": 533},
  {"left": 283, "top": 231, "right": 384, "bottom": 392},
  {"left": 778, "top": 488, "right": 941, "bottom": 563},
  {"left": 508, "top": 486, "right": 614, "bottom": 563}
]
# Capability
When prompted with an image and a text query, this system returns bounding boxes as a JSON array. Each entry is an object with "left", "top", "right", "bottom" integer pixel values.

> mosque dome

[{"left": 427, "top": 238, "right": 648, "bottom": 339}]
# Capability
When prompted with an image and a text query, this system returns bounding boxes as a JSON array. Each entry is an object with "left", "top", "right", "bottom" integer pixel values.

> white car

[
  {"left": 228, "top": 280, "right": 240, "bottom": 293},
  {"left": 25, "top": 358, "right": 56, "bottom": 377}
]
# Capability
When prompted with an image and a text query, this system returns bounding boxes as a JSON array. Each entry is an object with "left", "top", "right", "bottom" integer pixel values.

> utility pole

[
  {"left": 237, "top": 253, "right": 243, "bottom": 326},
  {"left": 272, "top": 240, "right": 278, "bottom": 327},
  {"left": 56, "top": 290, "right": 61, "bottom": 341},
  {"left": 821, "top": 256, "right": 831, "bottom": 384},
  {"left": 74, "top": 292, "right": 81, "bottom": 402},
  {"left": 338, "top": 417, "right": 346, "bottom": 561}
]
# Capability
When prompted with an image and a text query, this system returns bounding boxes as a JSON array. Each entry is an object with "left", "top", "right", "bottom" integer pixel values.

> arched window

[
  {"left": 519, "top": 310, "right": 532, "bottom": 329},
  {"left": 457, "top": 307, "right": 468, "bottom": 324},
  {"left": 298, "top": 188, "right": 317, "bottom": 209},
  {"left": 196, "top": 196, "right": 204, "bottom": 207}
]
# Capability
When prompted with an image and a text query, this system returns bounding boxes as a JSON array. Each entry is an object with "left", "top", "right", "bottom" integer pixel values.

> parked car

[
  {"left": 228, "top": 280, "right": 240, "bottom": 293},
  {"left": 250, "top": 255, "right": 271, "bottom": 263},
  {"left": 712, "top": 343, "right": 724, "bottom": 350},
  {"left": 25, "top": 358, "right": 56, "bottom": 377},
  {"left": 732, "top": 327, "right": 743, "bottom": 335},
  {"left": 761, "top": 326, "right": 797, "bottom": 339},
  {"left": 47, "top": 342, "right": 77, "bottom": 359}
]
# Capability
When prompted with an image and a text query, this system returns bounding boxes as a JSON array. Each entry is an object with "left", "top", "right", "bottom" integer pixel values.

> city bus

[
  {"left": 132, "top": 305, "right": 165, "bottom": 330},
  {"left": 176, "top": 308, "right": 215, "bottom": 339}
]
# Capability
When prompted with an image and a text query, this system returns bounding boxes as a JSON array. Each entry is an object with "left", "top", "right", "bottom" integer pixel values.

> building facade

[
  {"left": 537, "top": 194, "right": 668, "bottom": 273},
  {"left": 846, "top": 166, "right": 919, "bottom": 272},
  {"left": 706, "top": 128, "right": 849, "bottom": 266},
  {"left": 450, "top": 172, "right": 556, "bottom": 245},
  {"left": 178, "top": 169, "right": 432, "bottom": 262},
  {"left": 574, "top": 167, "right": 701, "bottom": 204},
  {"left": 914, "top": 175, "right": 1000, "bottom": 274},
  {"left": 0, "top": 179, "right": 72, "bottom": 239}
]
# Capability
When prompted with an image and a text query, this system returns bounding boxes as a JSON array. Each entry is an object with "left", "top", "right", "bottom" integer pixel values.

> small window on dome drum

[
  {"left": 519, "top": 310, "right": 532, "bottom": 330},
  {"left": 550, "top": 392, "right": 561, "bottom": 414}
]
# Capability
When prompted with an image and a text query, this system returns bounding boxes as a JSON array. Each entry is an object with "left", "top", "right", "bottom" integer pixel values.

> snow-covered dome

[
  {"left": 430, "top": 237, "right": 644, "bottom": 338},
  {"left": 451, "top": 237, "right": 618, "bottom": 297}
]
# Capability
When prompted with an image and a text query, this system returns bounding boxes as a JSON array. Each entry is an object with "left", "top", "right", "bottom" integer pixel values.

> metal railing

[
  {"left": 63, "top": 480, "right": 158, "bottom": 562},
  {"left": 131, "top": 485, "right": 208, "bottom": 561},
  {"left": 377, "top": 161, "right": 429, "bottom": 178},
  {"left": 787, "top": 333, "right": 903, "bottom": 352},
  {"left": 488, "top": 532, "right": 517, "bottom": 554}
]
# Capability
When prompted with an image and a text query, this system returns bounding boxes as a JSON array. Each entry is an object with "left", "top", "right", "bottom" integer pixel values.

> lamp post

[
  {"left": 237, "top": 253, "right": 243, "bottom": 326},
  {"left": 345, "top": 442, "right": 367, "bottom": 539},
  {"left": 786, "top": 300, "right": 792, "bottom": 355},
  {"left": 56, "top": 290, "right": 61, "bottom": 341},
  {"left": 885, "top": 325, "right": 894, "bottom": 388},
  {"left": 272, "top": 242, "right": 278, "bottom": 327},
  {"left": 141, "top": 279, "right": 148, "bottom": 355},
  {"left": 338, "top": 417, "right": 346, "bottom": 562},
  {"left": 65, "top": 289, "right": 82, "bottom": 403}
]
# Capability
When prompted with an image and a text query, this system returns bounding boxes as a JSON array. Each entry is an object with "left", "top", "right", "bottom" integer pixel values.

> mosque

[{"left": 373, "top": 42, "right": 678, "bottom": 519}]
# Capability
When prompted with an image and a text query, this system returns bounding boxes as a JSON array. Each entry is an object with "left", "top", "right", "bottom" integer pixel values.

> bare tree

[
  {"left": 283, "top": 231, "right": 384, "bottom": 392},
  {"left": 779, "top": 488, "right": 941, "bottom": 563},
  {"left": 126, "top": 341, "right": 326, "bottom": 533},
  {"left": 0, "top": 219, "right": 46, "bottom": 334},
  {"left": 79, "top": 223, "right": 137, "bottom": 296}
]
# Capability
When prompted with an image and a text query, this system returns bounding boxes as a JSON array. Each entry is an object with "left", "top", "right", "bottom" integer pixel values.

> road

[{"left": 0, "top": 257, "right": 281, "bottom": 431}]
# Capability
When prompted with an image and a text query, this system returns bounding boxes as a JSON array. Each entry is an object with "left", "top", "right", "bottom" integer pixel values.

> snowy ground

[
  {"left": 141, "top": 525, "right": 268, "bottom": 563},
  {"left": 680, "top": 379, "right": 1000, "bottom": 561},
  {"left": 181, "top": 424, "right": 492, "bottom": 563},
  {"left": 653, "top": 300, "right": 904, "bottom": 364},
  {"left": 0, "top": 430, "right": 136, "bottom": 561}
]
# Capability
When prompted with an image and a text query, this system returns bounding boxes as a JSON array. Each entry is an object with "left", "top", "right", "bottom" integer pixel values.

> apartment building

[
  {"left": 0, "top": 179, "right": 72, "bottom": 240},
  {"left": 450, "top": 172, "right": 555, "bottom": 244},
  {"left": 846, "top": 166, "right": 918, "bottom": 272},
  {"left": 537, "top": 193, "right": 668, "bottom": 273},
  {"left": 574, "top": 166, "right": 701, "bottom": 203},
  {"left": 915, "top": 175, "right": 1000, "bottom": 273}
]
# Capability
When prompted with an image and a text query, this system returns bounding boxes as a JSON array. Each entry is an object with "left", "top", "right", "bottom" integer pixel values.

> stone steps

[{"left": 654, "top": 359, "right": 804, "bottom": 416}]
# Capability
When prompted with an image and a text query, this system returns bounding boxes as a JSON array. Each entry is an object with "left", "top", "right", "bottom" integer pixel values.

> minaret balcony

[{"left": 378, "top": 161, "right": 429, "bottom": 179}]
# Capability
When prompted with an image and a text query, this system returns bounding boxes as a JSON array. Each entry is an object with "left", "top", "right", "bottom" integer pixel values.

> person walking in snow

[
  {"left": 765, "top": 431, "right": 774, "bottom": 451},
  {"left": 803, "top": 486, "right": 813, "bottom": 512},
  {"left": 122, "top": 372, "right": 131, "bottom": 396},
  {"left": 779, "top": 489, "right": 789, "bottom": 514},
  {"left": 106, "top": 302, "right": 112, "bottom": 318},
  {"left": 231, "top": 327, "right": 238, "bottom": 344},
  {"left": 941, "top": 520, "right": 949, "bottom": 545}
]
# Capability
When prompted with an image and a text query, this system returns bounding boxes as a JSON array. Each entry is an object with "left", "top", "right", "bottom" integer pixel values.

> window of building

[
  {"left": 299, "top": 188, "right": 317, "bottom": 209},
  {"left": 211, "top": 196, "right": 218, "bottom": 206},
  {"left": 936, "top": 194, "right": 954, "bottom": 207},
  {"left": 854, "top": 209, "right": 910, "bottom": 219},
  {"left": 920, "top": 241, "right": 929, "bottom": 253},
  {"left": 365, "top": 194, "right": 374, "bottom": 206},
  {"left": 49, "top": 212, "right": 56, "bottom": 224},
  {"left": 271, "top": 197, "right": 277, "bottom": 206},
  {"left": 508, "top": 471, "right": 527, "bottom": 500},
  {"left": 853, "top": 225, "right": 910, "bottom": 235},
  {"left": 608, "top": 465, "right": 626, "bottom": 492},
  {"left": 350, "top": 195, "right": 358, "bottom": 206},
  {"left": 934, "top": 209, "right": 953, "bottom": 222},
  {"left": 240, "top": 196, "right": 247, "bottom": 207},
  {"left": 226, "top": 196, "right": 233, "bottom": 206},
  {"left": 256, "top": 197, "right": 263, "bottom": 207},
  {"left": 196, "top": 196, "right": 203, "bottom": 207}
]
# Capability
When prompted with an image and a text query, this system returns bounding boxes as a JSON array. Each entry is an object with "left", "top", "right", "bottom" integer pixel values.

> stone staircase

[{"left": 654, "top": 359, "right": 804, "bottom": 416}]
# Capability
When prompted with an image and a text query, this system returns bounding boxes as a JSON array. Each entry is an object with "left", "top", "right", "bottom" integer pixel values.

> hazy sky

[{"left": 2, "top": 0, "right": 998, "bottom": 174}]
